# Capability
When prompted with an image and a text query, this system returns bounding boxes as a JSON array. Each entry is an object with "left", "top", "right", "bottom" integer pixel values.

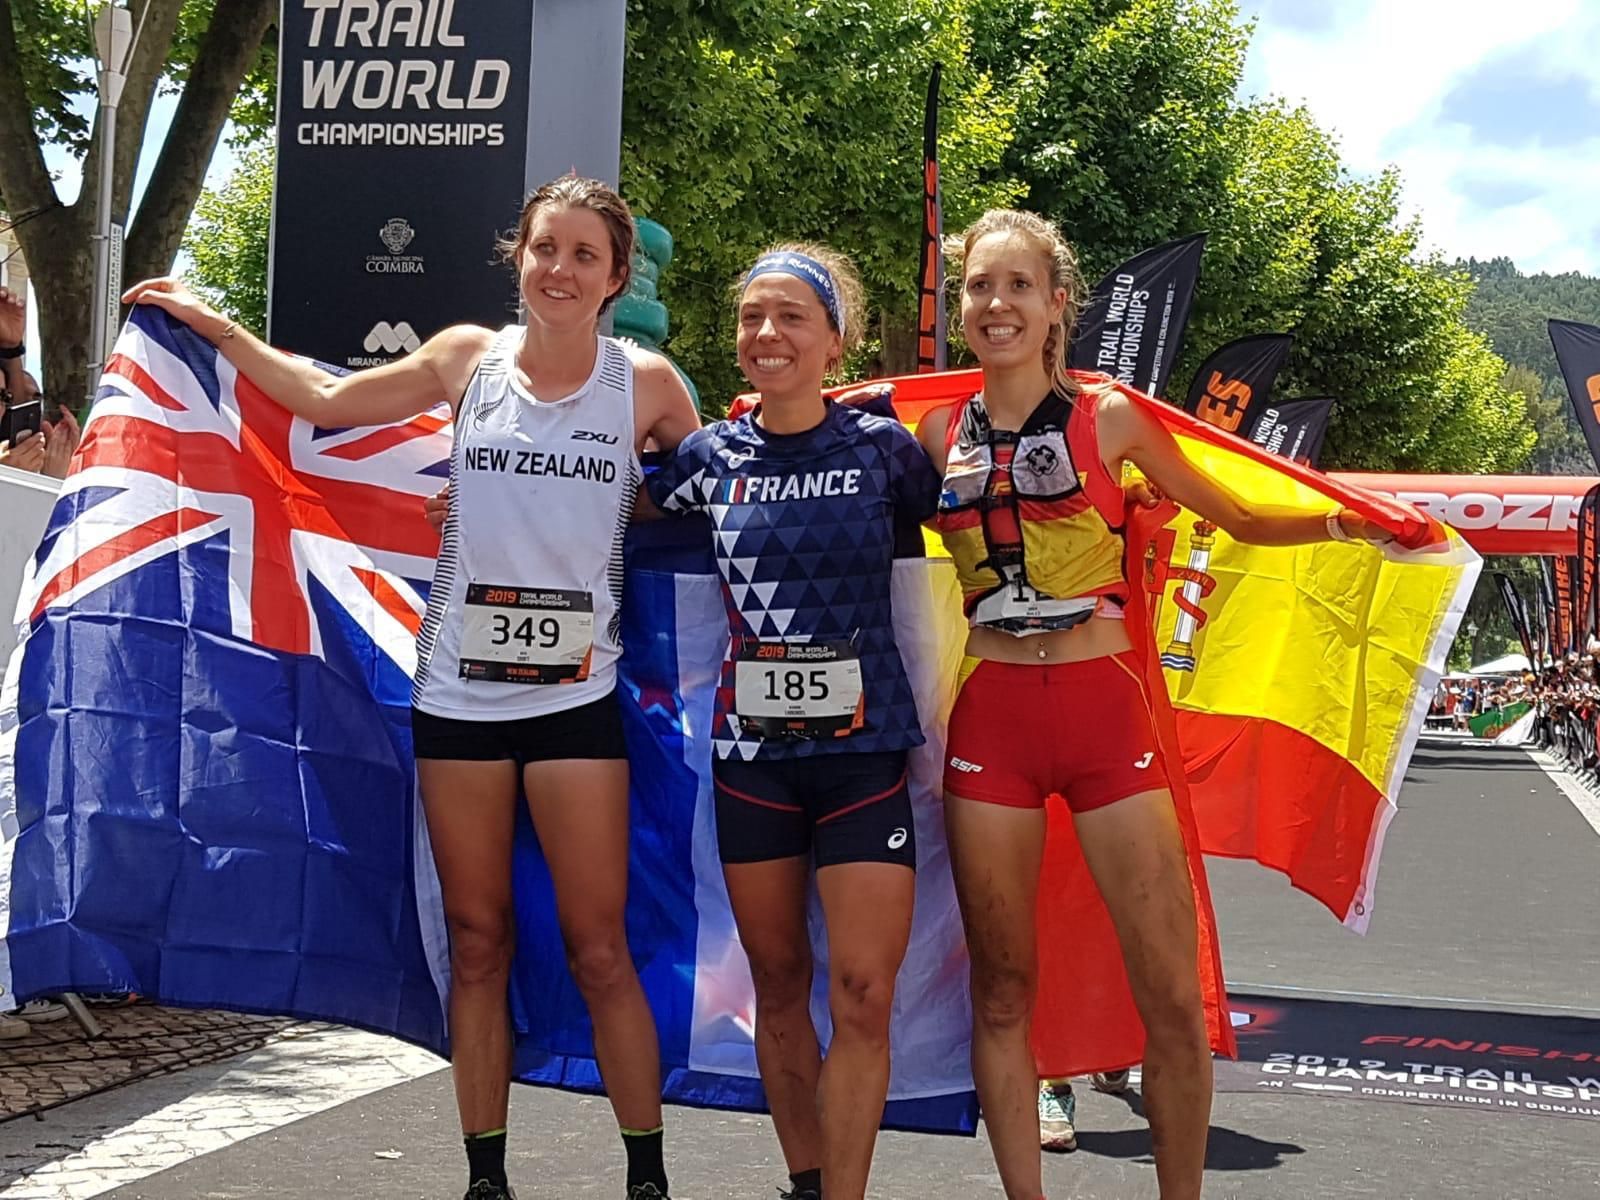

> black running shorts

[
  {"left": 411, "top": 692, "right": 627, "bottom": 764},
  {"left": 712, "top": 749, "right": 915, "bottom": 869}
]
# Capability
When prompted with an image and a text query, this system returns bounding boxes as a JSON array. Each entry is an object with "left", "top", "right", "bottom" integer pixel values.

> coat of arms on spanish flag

[{"left": 795, "top": 368, "right": 1480, "bottom": 1076}]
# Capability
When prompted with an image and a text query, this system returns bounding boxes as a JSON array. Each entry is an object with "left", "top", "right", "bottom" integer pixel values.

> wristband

[
  {"left": 217, "top": 321, "right": 238, "bottom": 340},
  {"left": 0, "top": 343, "right": 23, "bottom": 360},
  {"left": 1325, "top": 509, "right": 1353, "bottom": 543}
]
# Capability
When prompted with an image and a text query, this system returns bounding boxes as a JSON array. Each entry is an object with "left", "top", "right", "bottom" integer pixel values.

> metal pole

[{"left": 87, "top": 94, "right": 118, "bottom": 409}]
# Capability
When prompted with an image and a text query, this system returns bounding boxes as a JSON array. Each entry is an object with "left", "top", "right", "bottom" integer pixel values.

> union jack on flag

[{"left": 23, "top": 306, "right": 448, "bottom": 667}]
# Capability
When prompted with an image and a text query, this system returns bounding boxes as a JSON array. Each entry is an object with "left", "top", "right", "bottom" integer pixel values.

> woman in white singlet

[{"left": 123, "top": 177, "right": 700, "bottom": 1200}]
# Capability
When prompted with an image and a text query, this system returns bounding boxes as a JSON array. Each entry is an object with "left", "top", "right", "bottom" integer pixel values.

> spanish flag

[{"left": 740, "top": 367, "right": 1478, "bottom": 1074}]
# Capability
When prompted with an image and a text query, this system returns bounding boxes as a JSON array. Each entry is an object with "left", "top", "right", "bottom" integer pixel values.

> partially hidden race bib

[
  {"left": 734, "top": 639, "right": 865, "bottom": 740},
  {"left": 459, "top": 584, "right": 594, "bottom": 684}
]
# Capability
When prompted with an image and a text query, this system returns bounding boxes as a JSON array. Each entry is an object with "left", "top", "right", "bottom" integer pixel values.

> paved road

[{"left": 7, "top": 740, "right": 1600, "bottom": 1199}]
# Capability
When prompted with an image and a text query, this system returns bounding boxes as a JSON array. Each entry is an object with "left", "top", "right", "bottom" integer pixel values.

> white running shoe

[
  {"left": 1038, "top": 1081, "right": 1078, "bottom": 1153},
  {"left": 1091, "top": 1068, "right": 1132, "bottom": 1095}
]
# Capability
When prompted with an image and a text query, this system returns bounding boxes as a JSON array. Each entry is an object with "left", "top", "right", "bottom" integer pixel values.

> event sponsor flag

[
  {"left": 1183, "top": 333, "right": 1294, "bottom": 431},
  {"left": 1554, "top": 555, "right": 1573, "bottom": 657},
  {"left": 1248, "top": 395, "right": 1334, "bottom": 466},
  {"left": 915, "top": 65, "right": 947, "bottom": 374},
  {"left": 1495, "top": 572, "right": 1535, "bottom": 670},
  {"left": 1538, "top": 556, "right": 1560, "bottom": 659},
  {"left": 0, "top": 308, "right": 980, "bottom": 1132},
  {"left": 1549, "top": 319, "right": 1600, "bottom": 470},
  {"left": 1579, "top": 487, "right": 1600, "bottom": 646},
  {"left": 1069, "top": 234, "right": 1206, "bottom": 398}
]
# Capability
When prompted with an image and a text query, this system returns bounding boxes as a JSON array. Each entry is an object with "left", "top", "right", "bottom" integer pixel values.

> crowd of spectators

[{"left": 1528, "top": 655, "right": 1600, "bottom": 772}]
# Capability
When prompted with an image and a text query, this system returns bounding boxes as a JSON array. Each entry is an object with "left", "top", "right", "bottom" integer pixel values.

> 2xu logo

[
  {"left": 1195, "top": 373, "right": 1253, "bottom": 433},
  {"left": 572, "top": 430, "right": 619, "bottom": 444}
]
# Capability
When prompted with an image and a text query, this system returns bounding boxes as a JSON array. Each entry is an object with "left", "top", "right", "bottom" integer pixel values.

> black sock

[
  {"left": 620, "top": 1125, "right": 667, "bottom": 1191},
  {"left": 790, "top": 1167, "right": 823, "bottom": 1197},
  {"left": 464, "top": 1128, "right": 508, "bottom": 1188}
]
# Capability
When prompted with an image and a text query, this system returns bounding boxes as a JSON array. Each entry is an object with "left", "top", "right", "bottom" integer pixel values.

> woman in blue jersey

[
  {"left": 645, "top": 245, "right": 941, "bottom": 1200},
  {"left": 124, "top": 177, "right": 701, "bottom": 1200}
]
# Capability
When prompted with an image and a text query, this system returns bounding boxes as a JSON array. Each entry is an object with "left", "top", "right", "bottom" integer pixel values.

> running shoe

[
  {"left": 11, "top": 998, "right": 69, "bottom": 1023},
  {"left": 463, "top": 1182, "right": 515, "bottom": 1200},
  {"left": 1037, "top": 1081, "right": 1078, "bottom": 1153},
  {"left": 778, "top": 1188, "right": 821, "bottom": 1200},
  {"left": 0, "top": 1012, "right": 30, "bottom": 1040},
  {"left": 626, "top": 1186, "right": 668, "bottom": 1199},
  {"left": 1090, "top": 1068, "right": 1132, "bottom": 1095}
]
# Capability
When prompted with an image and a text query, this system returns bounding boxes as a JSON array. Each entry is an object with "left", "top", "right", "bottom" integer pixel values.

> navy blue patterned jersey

[{"left": 647, "top": 400, "right": 941, "bottom": 761}]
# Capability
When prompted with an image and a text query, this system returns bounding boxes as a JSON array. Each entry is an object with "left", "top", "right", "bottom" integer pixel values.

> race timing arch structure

[{"left": 1337, "top": 474, "right": 1595, "bottom": 557}]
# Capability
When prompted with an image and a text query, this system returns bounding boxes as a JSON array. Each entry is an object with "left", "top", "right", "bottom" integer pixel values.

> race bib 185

[{"left": 734, "top": 639, "right": 865, "bottom": 740}]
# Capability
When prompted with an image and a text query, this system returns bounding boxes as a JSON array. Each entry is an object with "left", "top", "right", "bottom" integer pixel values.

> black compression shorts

[
  {"left": 410, "top": 691, "right": 627, "bottom": 764},
  {"left": 712, "top": 749, "right": 915, "bottom": 869}
]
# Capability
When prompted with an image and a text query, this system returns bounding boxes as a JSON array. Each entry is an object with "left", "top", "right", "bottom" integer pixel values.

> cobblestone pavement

[{"left": 0, "top": 1003, "right": 303, "bottom": 1123}]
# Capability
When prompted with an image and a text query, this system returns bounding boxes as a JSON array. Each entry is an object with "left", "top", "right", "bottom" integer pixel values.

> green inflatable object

[{"left": 616, "top": 216, "right": 699, "bottom": 410}]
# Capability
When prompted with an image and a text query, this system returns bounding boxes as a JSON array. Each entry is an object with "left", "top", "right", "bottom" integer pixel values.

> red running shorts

[{"left": 942, "top": 651, "right": 1170, "bottom": 813}]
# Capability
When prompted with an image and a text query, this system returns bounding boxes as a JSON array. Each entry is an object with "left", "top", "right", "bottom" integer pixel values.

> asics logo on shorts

[
  {"left": 887, "top": 827, "right": 908, "bottom": 850},
  {"left": 1133, "top": 751, "right": 1154, "bottom": 769},
  {"left": 949, "top": 756, "right": 984, "bottom": 773}
]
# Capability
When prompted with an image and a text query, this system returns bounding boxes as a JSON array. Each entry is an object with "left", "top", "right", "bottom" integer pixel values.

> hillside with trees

[{"left": 1459, "top": 257, "right": 1600, "bottom": 475}]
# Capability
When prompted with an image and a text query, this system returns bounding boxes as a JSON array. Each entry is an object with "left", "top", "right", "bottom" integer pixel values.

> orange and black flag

[
  {"left": 1550, "top": 318, "right": 1600, "bottom": 470},
  {"left": 915, "top": 65, "right": 947, "bottom": 373},
  {"left": 1182, "top": 333, "right": 1294, "bottom": 430}
]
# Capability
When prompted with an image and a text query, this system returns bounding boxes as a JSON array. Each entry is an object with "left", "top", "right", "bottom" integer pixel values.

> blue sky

[
  {"left": 26, "top": 0, "right": 1598, "bottom": 363},
  {"left": 1241, "top": 0, "right": 1600, "bottom": 276}
]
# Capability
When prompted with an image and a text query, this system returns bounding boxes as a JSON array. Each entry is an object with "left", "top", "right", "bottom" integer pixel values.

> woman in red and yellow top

[{"left": 916, "top": 210, "right": 1391, "bottom": 1200}]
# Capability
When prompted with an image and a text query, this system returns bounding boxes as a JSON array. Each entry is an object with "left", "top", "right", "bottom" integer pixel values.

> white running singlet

[{"left": 412, "top": 327, "right": 639, "bottom": 720}]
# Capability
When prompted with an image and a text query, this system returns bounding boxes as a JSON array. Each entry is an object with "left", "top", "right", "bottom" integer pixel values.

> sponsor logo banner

[
  {"left": 269, "top": 0, "right": 533, "bottom": 367},
  {"left": 1182, "top": 333, "right": 1293, "bottom": 430},
  {"left": 1549, "top": 320, "right": 1600, "bottom": 471},
  {"left": 1069, "top": 234, "right": 1205, "bottom": 398},
  {"left": 1220, "top": 994, "right": 1600, "bottom": 1122},
  {"left": 1335, "top": 474, "right": 1600, "bottom": 557}
]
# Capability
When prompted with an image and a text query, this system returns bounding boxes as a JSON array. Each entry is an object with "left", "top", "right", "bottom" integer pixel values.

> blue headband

[{"left": 743, "top": 252, "right": 844, "bottom": 332}]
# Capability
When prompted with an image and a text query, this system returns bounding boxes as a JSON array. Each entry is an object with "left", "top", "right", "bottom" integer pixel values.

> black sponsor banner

[
  {"left": 1538, "top": 556, "right": 1558, "bottom": 662},
  {"left": 1580, "top": 486, "right": 1600, "bottom": 646},
  {"left": 915, "top": 65, "right": 947, "bottom": 373},
  {"left": 269, "top": 0, "right": 534, "bottom": 367},
  {"left": 1182, "top": 333, "right": 1294, "bottom": 433},
  {"left": 1218, "top": 993, "right": 1600, "bottom": 1122},
  {"left": 1495, "top": 572, "right": 1535, "bottom": 669},
  {"left": 1555, "top": 556, "right": 1574, "bottom": 657},
  {"left": 1069, "top": 234, "right": 1205, "bottom": 398},
  {"left": 1243, "top": 394, "right": 1333, "bottom": 467},
  {"left": 1550, "top": 320, "right": 1600, "bottom": 470}
]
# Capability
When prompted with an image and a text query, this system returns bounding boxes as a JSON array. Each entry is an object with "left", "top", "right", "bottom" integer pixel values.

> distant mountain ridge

[{"left": 1461, "top": 256, "right": 1600, "bottom": 474}]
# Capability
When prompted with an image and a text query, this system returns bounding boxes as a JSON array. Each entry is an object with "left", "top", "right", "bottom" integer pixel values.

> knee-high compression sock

[
  {"left": 464, "top": 1128, "right": 508, "bottom": 1189},
  {"left": 620, "top": 1125, "right": 668, "bottom": 1192}
]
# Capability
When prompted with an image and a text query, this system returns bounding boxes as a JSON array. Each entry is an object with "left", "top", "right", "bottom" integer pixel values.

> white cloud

[{"left": 1240, "top": 0, "right": 1600, "bottom": 275}]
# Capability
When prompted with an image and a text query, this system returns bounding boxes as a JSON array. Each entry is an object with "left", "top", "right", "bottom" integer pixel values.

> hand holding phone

[{"left": 0, "top": 398, "right": 42, "bottom": 447}]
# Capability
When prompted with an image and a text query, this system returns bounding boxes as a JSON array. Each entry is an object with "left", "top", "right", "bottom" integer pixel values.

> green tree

[
  {"left": 620, "top": 0, "right": 1020, "bottom": 411},
  {"left": 183, "top": 138, "right": 272, "bottom": 333},
  {"left": 0, "top": 0, "right": 277, "bottom": 407},
  {"left": 964, "top": 1, "right": 1533, "bottom": 472}
]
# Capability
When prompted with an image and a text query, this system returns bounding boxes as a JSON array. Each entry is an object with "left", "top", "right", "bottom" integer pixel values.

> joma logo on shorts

[{"left": 949, "top": 757, "right": 984, "bottom": 773}]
